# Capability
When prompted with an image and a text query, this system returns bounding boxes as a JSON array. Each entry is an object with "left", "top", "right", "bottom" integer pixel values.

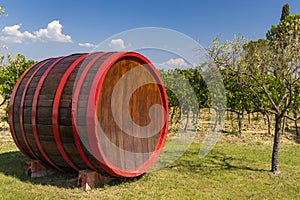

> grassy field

[{"left": 0, "top": 135, "right": 299, "bottom": 200}]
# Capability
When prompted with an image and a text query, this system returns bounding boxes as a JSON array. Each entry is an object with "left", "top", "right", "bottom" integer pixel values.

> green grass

[{"left": 0, "top": 140, "right": 299, "bottom": 200}]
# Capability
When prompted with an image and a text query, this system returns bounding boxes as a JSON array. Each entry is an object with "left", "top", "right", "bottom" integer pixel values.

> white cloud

[
  {"left": 0, "top": 35, "right": 22, "bottom": 43},
  {"left": 3, "top": 24, "right": 35, "bottom": 39},
  {"left": 0, "top": 20, "right": 72, "bottom": 43},
  {"left": 161, "top": 58, "right": 190, "bottom": 68},
  {"left": 108, "top": 38, "right": 126, "bottom": 50},
  {"left": 1, "top": 24, "right": 36, "bottom": 43},
  {"left": 78, "top": 42, "right": 96, "bottom": 48},
  {"left": 34, "top": 20, "right": 72, "bottom": 43}
]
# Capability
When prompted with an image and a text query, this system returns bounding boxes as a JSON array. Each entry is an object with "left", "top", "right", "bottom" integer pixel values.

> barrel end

[{"left": 77, "top": 169, "right": 114, "bottom": 191}]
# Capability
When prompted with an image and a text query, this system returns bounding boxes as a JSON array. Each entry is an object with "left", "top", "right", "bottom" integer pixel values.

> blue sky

[{"left": 1, "top": 0, "right": 300, "bottom": 62}]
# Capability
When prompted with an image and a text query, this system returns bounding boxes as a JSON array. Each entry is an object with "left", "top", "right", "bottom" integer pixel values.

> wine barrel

[{"left": 8, "top": 52, "right": 168, "bottom": 177}]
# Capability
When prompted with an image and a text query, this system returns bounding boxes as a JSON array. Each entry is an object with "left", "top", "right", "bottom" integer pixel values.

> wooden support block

[
  {"left": 25, "top": 160, "right": 56, "bottom": 178},
  {"left": 77, "top": 169, "right": 114, "bottom": 191}
]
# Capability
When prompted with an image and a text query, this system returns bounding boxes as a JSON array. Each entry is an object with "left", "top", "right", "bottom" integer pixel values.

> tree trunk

[
  {"left": 281, "top": 116, "right": 286, "bottom": 135},
  {"left": 192, "top": 108, "right": 199, "bottom": 125},
  {"left": 248, "top": 113, "right": 251, "bottom": 125},
  {"left": 214, "top": 108, "right": 220, "bottom": 131},
  {"left": 294, "top": 112, "right": 299, "bottom": 136},
  {"left": 184, "top": 109, "right": 190, "bottom": 131},
  {"left": 175, "top": 106, "right": 181, "bottom": 125},
  {"left": 295, "top": 119, "right": 299, "bottom": 136},
  {"left": 271, "top": 114, "right": 282, "bottom": 174},
  {"left": 227, "top": 110, "right": 230, "bottom": 121},
  {"left": 230, "top": 111, "right": 234, "bottom": 127},
  {"left": 267, "top": 114, "right": 271, "bottom": 135},
  {"left": 237, "top": 112, "right": 242, "bottom": 134},
  {"left": 170, "top": 107, "right": 175, "bottom": 125}
]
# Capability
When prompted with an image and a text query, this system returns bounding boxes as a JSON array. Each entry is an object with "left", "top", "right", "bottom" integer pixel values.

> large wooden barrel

[{"left": 8, "top": 52, "right": 168, "bottom": 177}]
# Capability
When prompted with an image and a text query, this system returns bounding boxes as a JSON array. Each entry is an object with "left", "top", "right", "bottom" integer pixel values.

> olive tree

[
  {"left": 208, "top": 11, "right": 300, "bottom": 174},
  {"left": 0, "top": 54, "right": 35, "bottom": 113}
]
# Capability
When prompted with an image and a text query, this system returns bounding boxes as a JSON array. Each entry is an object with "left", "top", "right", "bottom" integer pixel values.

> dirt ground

[
  {"left": 0, "top": 111, "right": 11, "bottom": 142},
  {"left": 1, "top": 109, "right": 299, "bottom": 147},
  {"left": 170, "top": 109, "right": 299, "bottom": 145}
]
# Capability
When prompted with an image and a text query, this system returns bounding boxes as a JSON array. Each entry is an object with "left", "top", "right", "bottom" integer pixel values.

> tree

[
  {"left": 279, "top": 16, "right": 300, "bottom": 135},
  {"left": 280, "top": 3, "right": 290, "bottom": 21},
  {"left": 0, "top": 54, "right": 35, "bottom": 113},
  {"left": 242, "top": 7, "right": 300, "bottom": 174},
  {"left": 208, "top": 9, "right": 300, "bottom": 174},
  {"left": 243, "top": 40, "right": 299, "bottom": 174},
  {"left": 208, "top": 35, "right": 255, "bottom": 134}
]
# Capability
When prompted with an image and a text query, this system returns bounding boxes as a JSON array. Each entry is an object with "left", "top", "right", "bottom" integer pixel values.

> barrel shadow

[
  {"left": 0, "top": 151, "right": 139, "bottom": 189},
  {"left": 0, "top": 151, "right": 29, "bottom": 180},
  {"left": 0, "top": 151, "right": 78, "bottom": 188}
]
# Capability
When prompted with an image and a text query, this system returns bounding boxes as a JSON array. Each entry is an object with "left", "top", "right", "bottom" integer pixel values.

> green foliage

[
  {"left": 0, "top": 54, "right": 35, "bottom": 111},
  {"left": 208, "top": 35, "right": 256, "bottom": 114},
  {"left": 267, "top": 14, "right": 300, "bottom": 42},
  {"left": 280, "top": 3, "right": 290, "bottom": 21},
  {"left": 265, "top": 14, "right": 300, "bottom": 117},
  {"left": 159, "top": 69, "right": 181, "bottom": 108},
  {"left": 159, "top": 68, "right": 209, "bottom": 110}
]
